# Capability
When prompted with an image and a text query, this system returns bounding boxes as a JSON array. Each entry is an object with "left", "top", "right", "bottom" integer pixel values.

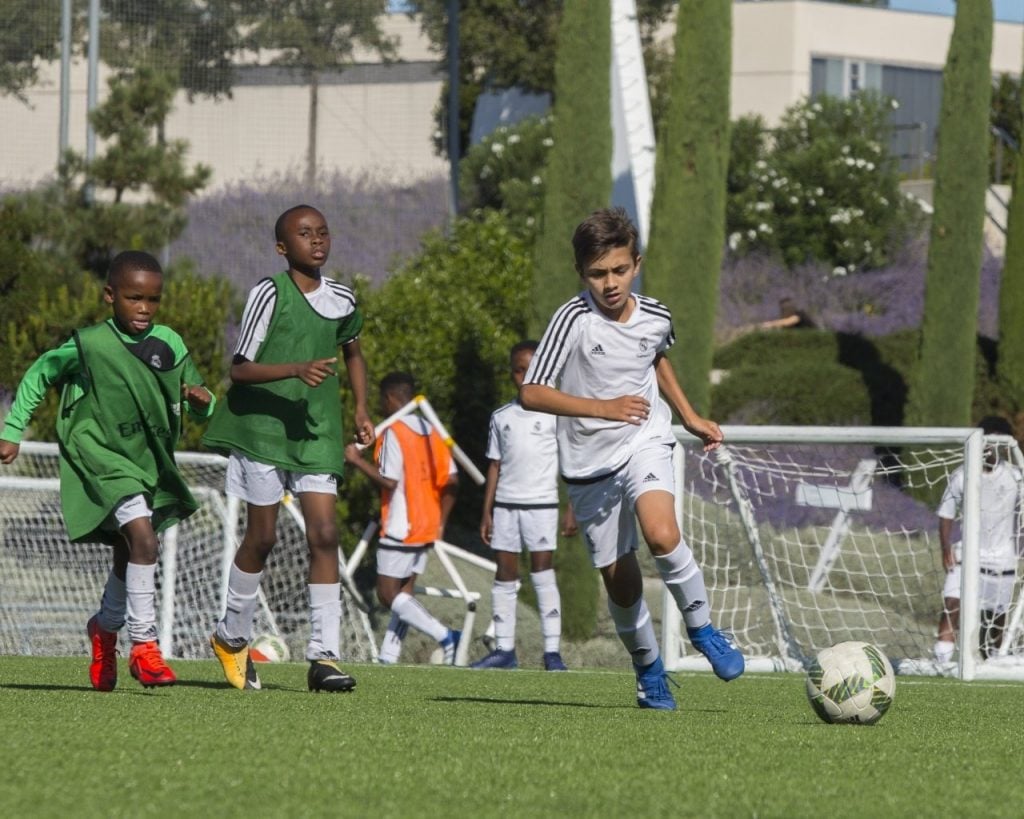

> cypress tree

[
  {"left": 997, "top": 33, "right": 1024, "bottom": 410},
  {"left": 906, "top": 0, "right": 993, "bottom": 427},
  {"left": 531, "top": 0, "right": 613, "bottom": 333},
  {"left": 643, "top": 0, "right": 732, "bottom": 416}
]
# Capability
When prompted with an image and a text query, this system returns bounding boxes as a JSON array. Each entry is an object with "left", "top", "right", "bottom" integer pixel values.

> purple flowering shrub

[{"left": 169, "top": 170, "right": 448, "bottom": 290}]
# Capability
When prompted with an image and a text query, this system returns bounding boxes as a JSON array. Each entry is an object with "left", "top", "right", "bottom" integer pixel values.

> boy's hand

[
  {"left": 343, "top": 442, "right": 364, "bottom": 465},
  {"left": 560, "top": 505, "right": 578, "bottom": 538},
  {"left": 480, "top": 511, "right": 493, "bottom": 545},
  {"left": 601, "top": 395, "right": 650, "bottom": 425},
  {"left": 0, "top": 440, "right": 19, "bottom": 465},
  {"left": 296, "top": 357, "right": 337, "bottom": 387},
  {"left": 687, "top": 416, "right": 723, "bottom": 452},
  {"left": 182, "top": 384, "right": 212, "bottom": 411},
  {"left": 353, "top": 408, "right": 375, "bottom": 447}
]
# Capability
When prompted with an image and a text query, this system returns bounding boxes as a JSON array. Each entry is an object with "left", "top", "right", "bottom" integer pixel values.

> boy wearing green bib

[
  {"left": 0, "top": 251, "right": 215, "bottom": 691},
  {"left": 204, "top": 204, "right": 374, "bottom": 693}
]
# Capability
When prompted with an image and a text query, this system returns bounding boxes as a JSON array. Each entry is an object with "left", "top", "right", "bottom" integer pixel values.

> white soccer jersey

[
  {"left": 937, "top": 462, "right": 1023, "bottom": 571},
  {"left": 234, "top": 275, "right": 359, "bottom": 361},
  {"left": 524, "top": 291, "right": 676, "bottom": 480},
  {"left": 486, "top": 401, "right": 560, "bottom": 506},
  {"left": 378, "top": 415, "right": 458, "bottom": 547}
]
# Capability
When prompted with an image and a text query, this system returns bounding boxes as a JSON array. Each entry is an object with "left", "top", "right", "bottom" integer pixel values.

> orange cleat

[
  {"left": 87, "top": 615, "right": 119, "bottom": 692},
  {"left": 128, "top": 641, "right": 177, "bottom": 688}
]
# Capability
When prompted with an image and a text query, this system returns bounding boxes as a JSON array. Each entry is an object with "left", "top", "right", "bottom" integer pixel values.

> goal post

[
  {"left": 0, "top": 442, "right": 376, "bottom": 664},
  {"left": 661, "top": 425, "right": 1024, "bottom": 682}
]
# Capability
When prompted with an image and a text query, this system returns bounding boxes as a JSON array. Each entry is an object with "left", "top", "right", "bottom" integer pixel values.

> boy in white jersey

[
  {"left": 205, "top": 204, "right": 374, "bottom": 694},
  {"left": 472, "top": 341, "right": 575, "bottom": 671},
  {"left": 521, "top": 207, "right": 744, "bottom": 710},
  {"left": 934, "top": 416, "right": 1024, "bottom": 663}
]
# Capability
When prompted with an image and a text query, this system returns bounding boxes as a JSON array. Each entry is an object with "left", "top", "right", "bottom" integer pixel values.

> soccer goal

[
  {"left": 0, "top": 442, "right": 376, "bottom": 663},
  {"left": 661, "top": 425, "right": 1024, "bottom": 681}
]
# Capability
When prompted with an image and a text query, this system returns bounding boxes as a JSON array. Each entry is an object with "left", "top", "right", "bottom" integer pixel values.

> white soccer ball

[
  {"left": 805, "top": 640, "right": 895, "bottom": 725},
  {"left": 250, "top": 633, "right": 290, "bottom": 663}
]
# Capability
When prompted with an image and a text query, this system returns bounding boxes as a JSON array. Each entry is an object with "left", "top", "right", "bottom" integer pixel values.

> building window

[{"left": 813, "top": 58, "right": 884, "bottom": 99}]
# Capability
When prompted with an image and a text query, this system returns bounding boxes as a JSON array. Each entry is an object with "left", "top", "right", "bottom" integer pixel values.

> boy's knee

[
  {"left": 305, "top": 519, "right": 338, "bottom": 552},
  {"left": 644, "top": 524, "right": 681, "bottom": 555}
]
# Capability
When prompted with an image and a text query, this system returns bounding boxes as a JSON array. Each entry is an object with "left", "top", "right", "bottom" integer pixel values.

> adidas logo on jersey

[
  {"left": 545, "top": 608, "right": 560, "bottom": 618},
  {"left": 642, "top": 472, "right": 658, "bottom": 483},
  {"left": 590, "top": 344, "right": 606, "bottom": 356}
]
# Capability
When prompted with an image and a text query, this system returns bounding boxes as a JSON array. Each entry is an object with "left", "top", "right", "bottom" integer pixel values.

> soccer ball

[
  {"left": 250, "top": 633, "right": 290, "bottom": 663},
  {"left": 805, "top": 640, "right": 895, "bottom": 725}
]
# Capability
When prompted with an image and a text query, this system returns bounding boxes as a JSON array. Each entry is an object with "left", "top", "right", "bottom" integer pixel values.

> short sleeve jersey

[
  {"left": 378, "top": 415, "right": 458, "bottom": 547},
  {"left": 523, "top": 291, "right": 676, "bottom": 480},
  {"left": 937, "top": 462, "right": 1023, "bottom": 571},
  {"left": 486, "top": 401, "right": 559, "bottom": 506},
  {"left": 234, "top": 275, "right": 360, "bottom": 360}
]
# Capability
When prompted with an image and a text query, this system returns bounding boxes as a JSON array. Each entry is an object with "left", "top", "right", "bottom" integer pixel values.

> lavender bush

[
  {"left": 716, "top": 237, "right": 1005, "bottom": 344},
  {"left": 169, "top": 170, "right": 449, "bottom": 291}
]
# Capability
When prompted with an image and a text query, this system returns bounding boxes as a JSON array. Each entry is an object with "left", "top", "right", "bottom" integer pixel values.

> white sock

[
  {"left": 391, "top": 591, "right": 448, "bottom": 642},
  {"left": 607, "top": 597, "right": 659, "bottom": 668},
  {"left": 531, "top": 569, "right": 562, "bottom": 653},
  {"left": 491, "top": 579, "right": 519, "bottom": 652},
  {"left": 655, "top": 542, "right": 711, "bottom": 630},
  {"left": 217, "top": 564, "right": 263, "bottom": 647},
  {"left": 125, "top": 562, "right": 158, "bottom": 644},
  {"left": 934, "top": 640, "right": 955, "bottom": 663},
  {"left": 97, "top": 569, "right": 127, "bottom": 632},
  {"left": 307, "top": 583, "right": 342, "bottom": 661},
  {"left": 379, "top": 613, "right": 408, "bottom": 663}
]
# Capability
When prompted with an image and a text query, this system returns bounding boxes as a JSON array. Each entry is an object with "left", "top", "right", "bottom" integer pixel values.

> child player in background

[
  {"left": 472, "top": 340, "right": 573, "bottom": 671},
  {"left": 0, "top": 250, "right": 215, "bottom": 691}
]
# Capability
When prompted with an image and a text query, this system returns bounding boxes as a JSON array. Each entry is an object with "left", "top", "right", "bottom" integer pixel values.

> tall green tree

[
  {"left": 0, "top": 0, "right": 61, "bottom": 101},
  {"left": 242, "top": 1, "right": 397, "bottom": 188},
  {"left": 531, "top": 0, "right": 613, "bottom": 331},
  {"left": 644, "top": 0, "right": 732, "bottom": 416},
  {"left": 997, "top": 33, "right": 1024, "bottom": 411},
  {"left": 906, "top": 0, "right": 993, "bottom": 428},
  {"left": 415, "top": 0, "right": 674, "bottom": 158},
  {"left": 101, "top": 0, "right": 243, "bottom": 103}
]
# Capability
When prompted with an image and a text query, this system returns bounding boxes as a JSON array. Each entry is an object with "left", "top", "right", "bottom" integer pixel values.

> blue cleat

[
  {"left": 687, "top": 623, "right": 745, "bottom": 681},
  {"left": 634, "top": 656, "right": 677, "bottom": 710},
  {"left": 543, "top": 651, "right": 568, "bottom": 671},
  {"left": 440, "top": 629, "right": 462, "bottom": 665},
  {"left": 470, "top": 648, "right": 519, "bottom": 670}
]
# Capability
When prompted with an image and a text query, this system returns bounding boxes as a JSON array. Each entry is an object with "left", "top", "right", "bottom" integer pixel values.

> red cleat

[
  {"left": 87, "top": 615, "right": 118, "bottom": 692},
  {"left": 129, "top": 641, "right": 177, "bottom": 688}
]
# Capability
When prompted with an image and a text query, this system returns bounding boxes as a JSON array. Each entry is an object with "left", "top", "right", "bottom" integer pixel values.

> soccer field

[{"left": 2, "top": 660, "right": 1024, "bottom": 817}]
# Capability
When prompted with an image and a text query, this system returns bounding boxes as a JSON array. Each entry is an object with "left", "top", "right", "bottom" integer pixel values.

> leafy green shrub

[
  {"left": 458, "top": 115, "right": 553, "bottom": 241},
  {"left": 726, "top": 93, "right": 920, "bottom": 273}
]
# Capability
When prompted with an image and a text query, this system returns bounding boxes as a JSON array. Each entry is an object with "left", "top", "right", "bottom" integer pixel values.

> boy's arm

[
  {"left": 181, "top": 356, "right": 215, "bottom": 419},
  {"left": 440, "top": 477, "right": 458, "bottom": 538},
  {"left": 230, "top": 355, "right": 338, "bottom": 388},
  {"left": 0, "top": 341, "right": 80, "bottom": 457},
  {"left": 341, "top": 339, "right": 374, "bottom": 446},
  {"left": 653, "top": 354, "right": 722, "bottom": 451},
  {"left": 343, "top": 443, "right": 398, "bottom": 492},
  {"left": 480, "top": 459, "right": 500, "bottom": 545},
  {"left": 519, "top": 384, "right": 651, "bottom": 425}
]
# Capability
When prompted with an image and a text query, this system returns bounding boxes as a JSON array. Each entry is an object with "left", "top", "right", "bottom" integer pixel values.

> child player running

[
  {"left": 344, "top": 372, "right": 461, "bottom": 665},
  {"left": 472, "top": 340, "right": 572, "bottom": 671},
  {"left": 0, "top": 250, "right": 215, "bottom": 691},
  {"left": 204, "top": 204, "right": 374, "bottom": 693},
  {"left": 520, "top": 207, "right": 744, "bottom": 710}
]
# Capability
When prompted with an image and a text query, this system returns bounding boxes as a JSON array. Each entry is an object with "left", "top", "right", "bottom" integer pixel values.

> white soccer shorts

[
  {"left": 490, "top": 506, "right": 559, "bottom": 553},
  {"left": 111, "top": 494, "right": 152, "bottom": 529},
  {"left": 226, "top": 451, "right": 337, "bottom": 506},
  {"left": 376, "top": 547, "right": 429, "bottom": 580},
  {"left": 566, "top": 442, "right": 675, "bottom": 569},
  {"left": 942, "top": 564, "right": 1017, "bottom": 614}
]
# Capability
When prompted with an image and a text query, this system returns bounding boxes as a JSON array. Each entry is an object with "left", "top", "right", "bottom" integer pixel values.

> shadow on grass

[{"left": 432, "top": 695, "right": 627, "bottom": 710}]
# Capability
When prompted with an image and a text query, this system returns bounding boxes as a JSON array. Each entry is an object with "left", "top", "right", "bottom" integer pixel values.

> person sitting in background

[{"left": 760, "top": 297, "right": 816, "bottom": 330}]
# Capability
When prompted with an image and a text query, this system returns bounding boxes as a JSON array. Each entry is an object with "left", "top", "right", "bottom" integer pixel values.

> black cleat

[{"left": 307, "top": 659, "right": 356, "bottom": 693}]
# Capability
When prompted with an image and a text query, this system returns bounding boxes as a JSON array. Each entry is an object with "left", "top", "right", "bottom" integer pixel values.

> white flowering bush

[
  {"left": 727, "top": 93, "right": 920, "bottom": 273},
  {"left": 458, "top": 115, "right": 553, "bottom": 240}
]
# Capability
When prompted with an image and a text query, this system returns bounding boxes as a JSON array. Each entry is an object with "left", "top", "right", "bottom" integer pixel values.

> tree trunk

[{"left": 306, "top": 70, "right": 319, "bottom": 189}]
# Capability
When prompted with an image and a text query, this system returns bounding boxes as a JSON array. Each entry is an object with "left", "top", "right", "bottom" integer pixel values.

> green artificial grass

[{"left": 2, "top": 658, "right": 1024, "bottom": 817}]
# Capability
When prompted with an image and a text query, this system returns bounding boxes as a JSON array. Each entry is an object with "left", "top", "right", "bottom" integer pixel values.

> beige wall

[{"left": 732, "top": 1, "right": 1023, "bottom": 124}]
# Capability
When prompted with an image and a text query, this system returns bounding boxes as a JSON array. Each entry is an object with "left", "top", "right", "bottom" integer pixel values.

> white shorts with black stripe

[{"left": 491, "top": 505, "right": 559, "bottom": 553}]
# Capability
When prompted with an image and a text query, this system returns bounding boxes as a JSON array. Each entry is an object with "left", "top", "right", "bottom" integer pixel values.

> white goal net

[
  {"left": 0, "top": 442, "right": 376, "bottom": 663},
  {"left": 662, "top": 426, "right": 1024, "bottom": 681}
]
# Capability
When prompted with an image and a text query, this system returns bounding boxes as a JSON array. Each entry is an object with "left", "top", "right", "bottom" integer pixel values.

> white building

[{"left": 0, "top": 3, "right": 1021, "bottom": 191}]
